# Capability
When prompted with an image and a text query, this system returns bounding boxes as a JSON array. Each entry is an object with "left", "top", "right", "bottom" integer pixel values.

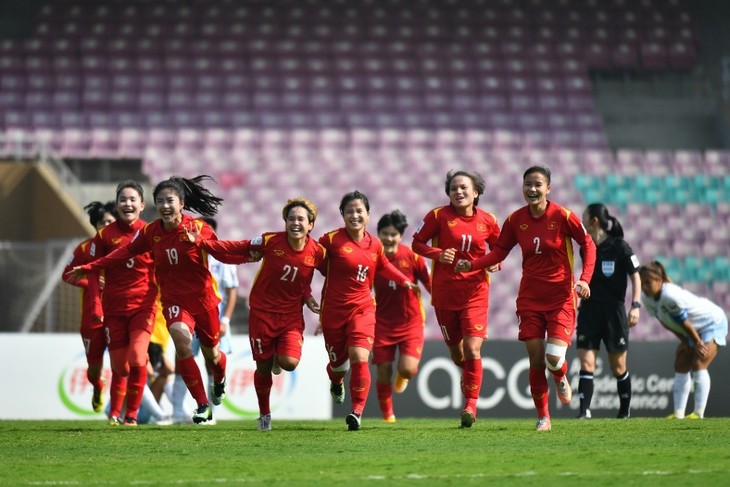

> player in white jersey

[{"left": 639, "top": 261, "right": 727, "bottom": 419}]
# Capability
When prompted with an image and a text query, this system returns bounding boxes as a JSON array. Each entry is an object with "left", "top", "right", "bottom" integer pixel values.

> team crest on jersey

[
  {"left": 399, "top": 260, "right": 411, "bottom": 269},
  {"left": 343, "top": 246, "right": 353, "bottom": 253},
  {"left": 274, "top": 249, "right": 285, "bottom": 257},
  {"left": 477, "top": 223, "right": 487, "bottom": 232},
  {"left": 179, "top": 233, "right": 189, "bottom": 241},
  {"left": 153, "top": 236, "right": 161, "bottom": 242},
  {"left": 548, "top": 221, "right": 558, "bottom": 230},
  {"left": 602, "top": 261, "right": 615, "bottom": 277},
  {"left": 519, "top": 224, "right": 529, "bottom": 231},
  {"left": 304, "top": 256, "right": 315, "bottom": 265},
  {"left": 447, "top": 220, "right": 457, "bottom": 227}
]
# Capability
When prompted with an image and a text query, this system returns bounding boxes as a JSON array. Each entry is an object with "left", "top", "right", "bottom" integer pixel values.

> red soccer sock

[
  {"left": 209, "top": 351, "right": 227, "bottom": 384},
  {"left": 529, "top": 367, "right": 550, "bottom": 418},
  {"left": 326, "top": 363, "right": 344, "bottom": 383},
  {"left": 109, "top": 371, "right": 127, "bottom": 418},
  {"left": 462, "top": 358, "right": 483, "bottom": 401},
  {"left": 375, "top": 381, "right": 394, "bottom": 418},
  {"left": 349, "top": 362, "right": 371, "bottom": 416},
  {"left": 548, "top": 360, "right": 568, "bottom": 383},
  {"left": 124, "top": 365, "right": 147, "bottom": 420},
  {"left": 177, "top": 355, "right": 209, "bottom": 405},
  {"left": 254, "top": 370, "right": 273, "bottom": 416}
]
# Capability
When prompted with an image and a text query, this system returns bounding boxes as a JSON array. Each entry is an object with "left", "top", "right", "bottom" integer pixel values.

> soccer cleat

[
  {"left": 123, "top": 416, "right": 138, "bottom": 427},
  {"left": 346, "top": 412, "right": 361, "bottom": 431},
  {"left": 257, "top": 414, "right": 272, "bottom": 431},
  {"left": 460, "top": 408, "right": 476, "bottom": 428},
  {"left": 330, "top": 381, "right": 345, "bottom": 405},
  {"left": 91, "top": 387, "right": 104, "bottom": 413},
  {"left": 192, "top": 404, "right": 213, "bottom": 424},
  {"left": 577, "top": 409, "right": 592, "bottom": 419},
  {"left": 536, "top": 416, "right": 552, "bottom": 431},
  {"left": 383, "top": 415, "right": 396, "bottom": 423},
  {"left": 394, "top": 373, "right": 409, "bottom": 394},
  {"left": 616, "top": 411, "right": 630, "bottom": 419},
  {"left": 272, "top": 356, "right": 282, "bottom": 375},
  {"left": 107, "top": 416, "right": 122, "bottom": 426},
  {"left": 211, "top": 378, "right": 226, "bottom": 406},
  {"left": 686, "top": 412, "right": 702, "bottom": 420},
  {"left": 666, "top": 413, "right": 681, "bottom": 419},
  {"left": 556, "top": 377, "right": 573, "bottom": 405}
]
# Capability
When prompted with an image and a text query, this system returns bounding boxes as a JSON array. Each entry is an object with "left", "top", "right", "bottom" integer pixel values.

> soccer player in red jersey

[
  {"left": 186, "top": 198, "right": 326, "bottom": 431},
  {"left": 456, "top": 165, "right": 596, "bottom": 431},
  {"left": 373, "top": 210, "right": 432, "bottom": 423},
  {"left": 84, "top": 181, "right": 159, "bottom": 426},
  {"left": 62, "top": 200, "right": 117, "bottom": 414},
  {"left": 412, "top": 170, "right": 501, "bottom": 428},
  {"left": 316, "top": 190, "right": 419, "bottom": 431},
  {"left": 70, "top": 175, "right": 227, "bottom": 424}
]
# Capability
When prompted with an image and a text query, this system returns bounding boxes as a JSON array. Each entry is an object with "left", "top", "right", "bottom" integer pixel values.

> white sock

[
  {"left": 142, "top": 385, "right": 167, "bottom": 420},
  {"left": 673, "top": 372, "right": 692, "bottom": 418},
  {"left": 164, "top": 380, "right": 174, "bottom": 403},
  {"left": 172, "top": 374, "right": 189, "bottom": 417},
  {"left": 692, "top": 369, "right": 711, "bottom": 418}
]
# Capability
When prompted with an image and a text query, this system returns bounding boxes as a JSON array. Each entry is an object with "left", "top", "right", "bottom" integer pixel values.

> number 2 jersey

[
  {"left": 199, "top": 231, "right": 327, "bottom": 315},
  {"left": 412, "top": 205, "right": 500, "bottom": 310},
  {"left": 470, "top": 201, "right": 596, "bottom": 312}
]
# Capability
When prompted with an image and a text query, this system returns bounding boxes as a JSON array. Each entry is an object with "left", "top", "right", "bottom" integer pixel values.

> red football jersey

[
  {"left": 89, "top": 219, "right": 157, "bottom": 315},
  {"left": 412, "top": 205, "right": 500, "bottom": 310},
  {"left": 471, "top": 201, "right": 596, "bottom": 312},
  {"left": 374, "top": 244, "right": 431, "bottom": 329},
  {"left": 200, "top": 231, "right": 326, "bottom": 315},
  {"left": 62, "top": 238, "right": 103, "bottom": 329},
  {"left": 318, "top": 228, "right": 410, "bottom": 322},
  {"left": 84, "top": 215, "right": 221, "bottom": 315}
]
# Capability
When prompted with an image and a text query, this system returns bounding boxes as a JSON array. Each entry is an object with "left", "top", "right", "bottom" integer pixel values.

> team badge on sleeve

[{"left": 251, "top": 236, "right": 263, "bottom": 245}]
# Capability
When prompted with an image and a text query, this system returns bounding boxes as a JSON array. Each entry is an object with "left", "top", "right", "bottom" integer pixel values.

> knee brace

[{"left": 545, "top": 343, "right": 567, "bottom": 371}]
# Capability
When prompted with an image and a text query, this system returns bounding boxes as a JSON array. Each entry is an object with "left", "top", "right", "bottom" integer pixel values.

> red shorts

[
  {"left": 105, "top": 309, "right": 156, "bottom": 351},
  {"left": 162, "top": 303, "right": 221, "bottom": 348},
  {"left": 321, "top": 308, "right": 375, "bottom": 368},
  {"left": 434, "top": 306, "right": 488, "bottom": 347},
  {"left": 372, "top": 319, "right": 424, "bottom": 365},
  {"left": 80, "top": 320, "right": 106, "bottom": 364},
  {"left": 248, "top": 308, "right": 305, "bottom": 361},
  {"left": 516, "top": 305, "right": 576, "bottom": 342}
]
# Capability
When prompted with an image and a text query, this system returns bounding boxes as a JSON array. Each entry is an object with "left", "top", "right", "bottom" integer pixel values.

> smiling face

[
  {"left": 154, "top": 188, "right": 183, "bottom": 228},
  {"left": 116, "top": 187, "right": 144, "bottom": 226},
  {"left": 286, "top": 205, "right": 314, "bottom": 241},
  {"left": 342, "top": 198, "right": 369, "bottom": 234},
  {"left": 449, "top": 175, "right": 477, "bottom": 214},
  {"left": 522, "top": 171, "right": 550, "bottom": 209},
  {"left": 378, "top": 224, "right": 401, "bottom": 255}
]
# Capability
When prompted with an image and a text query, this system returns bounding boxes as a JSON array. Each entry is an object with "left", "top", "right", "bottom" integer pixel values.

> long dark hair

[
  {"left": 586, "top": 203, "right": 624, "bottom": 238},
  {"left": 444, "top": 170, "right": 486, "bottom": 206},
  {"left": 153, "top": 175, "right": 223, "bottom": 217},
  {"left": 83, "top": 201, "right": 116, "bottom": 227},
  {"left": 377, "top": 209, "right": 408, "bottom": 235}
]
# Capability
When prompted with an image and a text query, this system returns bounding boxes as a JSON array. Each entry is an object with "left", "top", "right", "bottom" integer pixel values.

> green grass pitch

[{"left": 2, "top": 418, "right": 729, "bottom": 486}]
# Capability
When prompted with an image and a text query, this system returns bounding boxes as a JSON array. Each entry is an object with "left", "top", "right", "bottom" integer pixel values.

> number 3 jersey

[
  {"left": 89, "top": 218, "right": 157, "bottom": 316},
  {"left": 200, "top": 231, "right": 327, "bottom": 315},
  {"left": 412, "top": 205, "right": 500, "bottom": 310}
]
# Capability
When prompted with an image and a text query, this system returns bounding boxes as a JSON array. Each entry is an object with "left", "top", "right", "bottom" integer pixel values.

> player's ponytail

[
  {"left": 586, "top": 203, "right": 624, "bottom": 238},
  {"left": 639, "top": 260, "right": 671, "bottom": 283},
  {"left": 153, "top": 175, "right": 223, "bottom": 217}
]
